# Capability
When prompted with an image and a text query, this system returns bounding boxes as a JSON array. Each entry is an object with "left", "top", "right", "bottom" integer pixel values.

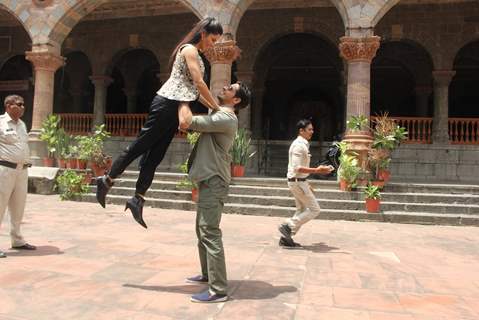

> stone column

[
  {"left": 204, "top": 40, "right": 239, "bottom": 101},
  {"left": 338, "top": 36, "right": 380, "bottom": 172},
  {"left": 123, "top": 88, "right": 137, "bottom": 113},
  {"left": 26, "top": 51, "right": 65, "bottom": 131},
  {"left": 415, "top": 85, "right": 432, "bottom": 117},
  {"left": 90, "top": 75, "right": 113, "bottom": 128},
  {"left": 69, "top": 86, "right": 84, "bottom": 113},
  {"left": 432, "top": 70, "right": 455, "bottom": 144},
  {"left": 25, "top": 51, "right": 65, "bottom": 164},
  {"left": 235, "top": 70, "right": 254, "bottom": 131}
]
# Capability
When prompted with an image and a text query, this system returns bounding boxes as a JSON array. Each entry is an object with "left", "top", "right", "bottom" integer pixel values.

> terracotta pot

[
  {"left": 371, "top": 180, "right": 385, "bottom": 189},
  {"left": 105, "top": 157, "right": 113, "bottom": 171},
  {"left": 231, "top": 164, "right": 245, "bottom": 177},
  {"left": 378, "top": 169, "right": 391, "bottom": 183},
  {"left": 90, "top": 163, "right": 106, "bottom": 177},
  {"left": 339, "top": 179, "right": 351, "bottom": 191},
  {"left": 57, "top": 159, "right": 66, "bottom": 168},
  {"left": 191, "top": 188, "right": 198, "bottom": 203},
  {"left": 43, "top": 157, "right": 55, "bottom": 167},
  {"left": 365, "top": 198, "right": 381, "bottom": 213},
  {"left": 82, "top": 172, "right": 93, "bottom": 185},
  {"left": 66, "top": 158, "right": 77, "bottom": 169},
  {"left": 77, "top": 159, "right": 87, "bottom": 170}
]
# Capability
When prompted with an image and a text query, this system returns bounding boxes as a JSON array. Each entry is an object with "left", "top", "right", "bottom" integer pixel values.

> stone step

[
  {"left": 109, "top": 179, "right": 479, "bottom": 205},
  {"left": 91, "top": 186, "right": 479, "bottom": 215},
  {"left": 119, "top": 171, "right": 479, "bottom": 195},
  {"left": 79, "top": 194, "right": 479, "bottom": 227}
]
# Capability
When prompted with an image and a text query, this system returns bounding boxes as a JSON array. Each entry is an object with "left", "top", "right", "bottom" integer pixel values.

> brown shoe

[{"left": 12, "top": 243, "right": 37, "bottom": 250}]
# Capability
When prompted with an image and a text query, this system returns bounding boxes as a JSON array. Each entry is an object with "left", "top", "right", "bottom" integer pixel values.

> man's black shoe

[
  {"left": 278, "top": 224, "right": 292, "bottom": 239},
  {"left": 96, "top": 175, "right": 112, "bottom": 208},
  {"left": 12, "top": 243, "right": 37, "bottom": 250},
  {"left": 279, "top": 236, "right": 301, "bottom": 248}
]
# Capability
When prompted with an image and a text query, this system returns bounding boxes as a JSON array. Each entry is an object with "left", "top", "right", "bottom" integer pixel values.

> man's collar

[
  {"left": 297, "top": 135, "right": 309, "bottom": 144},
  {"left": 4, "top": 112, "right": 14, "bottom": 123}
]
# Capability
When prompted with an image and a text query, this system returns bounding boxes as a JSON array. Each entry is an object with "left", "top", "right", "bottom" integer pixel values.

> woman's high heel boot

[
  {"left": 96, "top": 175, "right": 113, "bottom": 208},
  {"left": 125, "top": 194, "right": 147, "bottom": 229}
]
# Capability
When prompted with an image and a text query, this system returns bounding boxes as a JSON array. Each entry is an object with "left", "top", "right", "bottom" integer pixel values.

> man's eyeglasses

[{"left": 13, "top": 102, "right": 24, "bottom": 107}]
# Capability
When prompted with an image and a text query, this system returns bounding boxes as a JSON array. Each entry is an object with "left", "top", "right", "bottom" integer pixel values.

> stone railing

[
  {"left": 371, "top": 116, "right": 479, "bottom": 145},
  {"left": 57, "top": 113, "right": 186, "bottom": 138}
]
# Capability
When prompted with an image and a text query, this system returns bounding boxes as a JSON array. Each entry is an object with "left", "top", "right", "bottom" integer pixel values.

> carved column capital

[
  {"left": 204, "top": 40, "right": 240, "bottom": 65},
  {"left": 339, "top": 36, "right": 381, "bottom": 63},
  {"left": 89, "top": 75, "right": 113, "bottom": 87},
  {"left": 432, "top": 70, "right": 456, "bottom": 86},
  {"left": 25, "top": 51, "right": 65, "bottom": 72}
]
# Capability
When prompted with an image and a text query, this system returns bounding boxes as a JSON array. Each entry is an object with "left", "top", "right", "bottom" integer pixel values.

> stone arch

[
  {"left": 106, "top": 48, "right": 160, "bottom": 114},
  {"left": 0, "top": 54, "right": 34, "bottom": 129},
  {"left": 252, "top": 32, "right": 344, "bottom": 141},
  {"left": 450, "top": 40, "right": 479, "bottom": 117},
  {"left": 370, "top": 0, "right": 401, "bottom": 27},
  {"left": 47, "top": 0, "right": 206, "bottom": 49},
  {"left": 54, "top": 51, "right": 94, "bottom": 113},
  {"left": 0, "top": 4, "right": 33, "bottom": 42},
  {"left": 371, "top": 39, "right": 434, "bottom": 117},
  {"left": 222, "top": 0, "right": 349, "bottom": 35}
]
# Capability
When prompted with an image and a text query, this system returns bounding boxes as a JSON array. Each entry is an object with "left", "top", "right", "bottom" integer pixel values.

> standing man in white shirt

[
  {"left": 0, "top": 95, "right": 36, "bottom": 258},
  {"left": 278, "top": 119, "right": 333, "bottom": 248}
]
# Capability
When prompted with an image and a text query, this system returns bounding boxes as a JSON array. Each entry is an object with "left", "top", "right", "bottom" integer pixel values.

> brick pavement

[{"left": 0, "top": 194, "right": 478, "bottom": 320}]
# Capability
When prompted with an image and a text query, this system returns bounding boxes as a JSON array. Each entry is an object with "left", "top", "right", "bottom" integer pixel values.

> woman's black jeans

[{"left": 108, "top": 95, "right": 179, "bottom": 195}]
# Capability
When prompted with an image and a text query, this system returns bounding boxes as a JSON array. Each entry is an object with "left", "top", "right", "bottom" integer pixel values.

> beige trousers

[
  {"left": 285, "top": 181, "right": 320, "bottom": 235},
  {"left": 0, "top": 166, "right": 28, "bottom": 247}
]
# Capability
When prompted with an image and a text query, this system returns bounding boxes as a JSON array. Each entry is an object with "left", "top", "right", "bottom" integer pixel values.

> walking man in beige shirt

[
  {"left": 0, "top": 95, "right": 36, "bottom": 258},
  {"left": 278, "top": 119, "right": 333, "bottom": 248}
]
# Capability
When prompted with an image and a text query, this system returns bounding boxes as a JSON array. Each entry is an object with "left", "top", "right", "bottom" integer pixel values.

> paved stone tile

[{"left": 0, "top": 194, "right": 478, "bottom": 319}]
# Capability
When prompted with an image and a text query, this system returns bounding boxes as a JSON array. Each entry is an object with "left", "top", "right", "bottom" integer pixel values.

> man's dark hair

[
  {"left": 296, "top": 119, "right": 312, "bottom": 133},
  {"left": 233, "top": 82, "right": 251, "bottom": 111}
]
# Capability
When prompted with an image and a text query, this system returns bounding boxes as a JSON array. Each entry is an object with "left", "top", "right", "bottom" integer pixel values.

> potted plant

[
  {"left": 370, "top": 113, "right": 408, "bottom": 184},
  {"left": 87, "top": 125, "right": 112, "bottom": 176},
  {"left": 364, "top": 184, "right": 381, "bottom": 213},
  {"left": 55, "top": 169, "right": 90, "bottom": 200},
  {"left": 346, "top": 115, "right": 369, "bottom": 132},
  {"left": 39, "top": 114, "right": 61, "bottom": 167},
  {"left": 55, "top": 129, "right": 71, "bottom": 168},
  {"left": 176, "top": 132, "right": 200, "bottom": 202},
  {"left": 336, "top": 141, "right": 360, "bottom": 191},
  {"left": 66, "top": 145, "right": 79, "bottom": 169},
  {"left": 230, "top": 128, "right": 256, "bottom": 177}
]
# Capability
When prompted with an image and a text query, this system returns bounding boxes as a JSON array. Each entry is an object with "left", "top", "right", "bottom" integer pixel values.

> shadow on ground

[
  {"left": 6, "top": 245, "right": 64, "bottom": 257},
  {"left": 124, "top": 280, "right": 297, "bottom": 300}
]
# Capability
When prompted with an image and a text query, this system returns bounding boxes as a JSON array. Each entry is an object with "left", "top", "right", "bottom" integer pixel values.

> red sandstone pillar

[
  {"left": 432, "top": 70, "right": 455, "bottom": 144},
  {"left": 339, "top": 36, "right": 380, "bottom": 171},
  {"left": 90, "top": 75, "right": 113, "bottom": 128}
]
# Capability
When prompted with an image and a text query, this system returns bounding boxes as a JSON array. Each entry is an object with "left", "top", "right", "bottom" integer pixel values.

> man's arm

[
  {"left": 291, "top": 144, "right": 333, "bottom": 175},
  {"left": 188, "top": 112, "right": 232, "bottom": 133}
]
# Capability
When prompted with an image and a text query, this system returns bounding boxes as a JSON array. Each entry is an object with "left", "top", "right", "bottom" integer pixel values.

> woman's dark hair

[
  {"left": 169, "top": 17, "right": 223, "bottom": 70},
  {"left": 296, "top": 119, "right": 312, "bottom": 133}
]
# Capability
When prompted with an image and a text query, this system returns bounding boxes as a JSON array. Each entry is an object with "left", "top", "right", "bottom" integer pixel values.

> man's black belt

[
  {"left": 288, "top": 177, "right": 307, "bottom": 182},
  {"left": 0, "top": 160, "right": 31, "bottom": 169}
]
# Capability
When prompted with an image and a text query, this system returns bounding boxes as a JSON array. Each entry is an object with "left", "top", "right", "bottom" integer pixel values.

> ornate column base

[
  {"left": 343, "top": 130, "right": 373, "bottom": 184},
  {"left": 28, "top": 130, "right": 48, "bottom": 166}
]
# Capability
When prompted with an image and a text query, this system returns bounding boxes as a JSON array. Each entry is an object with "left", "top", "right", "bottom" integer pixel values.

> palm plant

[{"left": 231, "top": 128, "right": 256, "bottom": 166}]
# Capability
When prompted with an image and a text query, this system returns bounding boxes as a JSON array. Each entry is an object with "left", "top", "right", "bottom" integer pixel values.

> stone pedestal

[
  {"left": 204, "top": 40, "right": 239, "bottom": 102},
  {"left": 339, "top": 36, "right": 380, "bottom": 172},
  {"left": 90, "top": 75, "right": 113, "bottom": 128},
  {"left": 25, "top": 51, "right": 65, "bottom": 165},
  {"left": 432, "top": 70, "right": 455, "bottom": 145}
]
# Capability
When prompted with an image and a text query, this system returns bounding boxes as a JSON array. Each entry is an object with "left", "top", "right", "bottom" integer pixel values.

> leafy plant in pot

[
  {"left": 176, "top": 132, "right": 200, "bottom": 202},
  {"left": 86, "top": 125, "right": 112, "bottom": 177},
  {"left": 371, "top": 113, "right": 408, "bottom": 183},
  {"left": 230, "top": 128, "right": 256, "bottom": 177},
  {"left": 39, "top": 114, "right": 61, "bottom": 167},
  {"left": 55, "top": 169, "right": 90, "bottom": 200},
  {"left": 55, "top": 129, "right": 71, "bottom": 168},
  {"left": 364, "top": 184, "right": 381, "bottom": 213},
  {"left": 346, "top": 115, "right": 369, "bottom": 132},
  {"left": 336, "top": 141, "right": 361, "bottom": 191}
]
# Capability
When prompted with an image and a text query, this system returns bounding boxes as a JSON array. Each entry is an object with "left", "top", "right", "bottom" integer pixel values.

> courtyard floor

[{"left": 0, "top": 194, "right": 478, "bottom": 320}]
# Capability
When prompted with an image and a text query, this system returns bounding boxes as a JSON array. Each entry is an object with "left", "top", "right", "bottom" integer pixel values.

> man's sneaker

[
  {"left": 278, "top": 224, "right": 292, "bottom": 239},
  {"left": 186, "top": 275, "right": 208, "bottom": 284},
  {"left": 279, "top": 236, "right": 301, "bottom": 248},
  {"left": 191, "top": 290, "right": 228, "bottom": 303}
]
